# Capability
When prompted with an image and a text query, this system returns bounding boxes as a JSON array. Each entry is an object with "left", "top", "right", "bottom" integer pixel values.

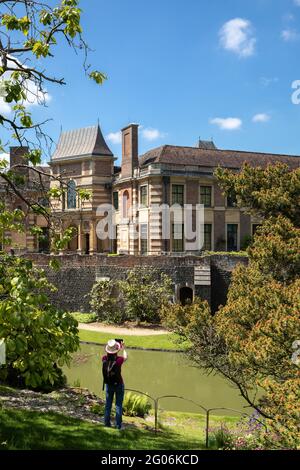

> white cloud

[
  {"left": 24, "top": 80, "right": 52, "bottom": 107},
  {"left": 106, "top": 127, "right": 166, "bottom": 144},
  {"left": 141, "top": 128, "right": 166, "bottom": 141},
  {"left": 281, "top": 29, "right": 300, "bottom": 41},
  {"left": 106, "top": 131, "right": 122, "bottom": 145},
  {"left": 219, "top": 18, "right": 256, "bottom": 58},
  {"left": 0, "top": 152, "right": 9, "bottom": 161},
  {"left": 252, "top": 113, "right": 271, "bottom": 123},
  {"left": 0, "top": 56, "right": 52, "bottom": 110},
  {"left": 210, "top": 117, "right": 242, "bottom": 131},
  {"left": 0, "top": 98, "right": 11, "bottom": 115},
  {"left": 260, "top": 76, "right": 279, "bottom": 87}
]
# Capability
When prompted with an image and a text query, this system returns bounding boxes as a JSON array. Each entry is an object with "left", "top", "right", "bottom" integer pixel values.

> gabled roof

[
  {"left": 139, "top": 145, "right": 300, "bottom": 170},
  {"left": 52, "top": 125, "right": 113, "bottom": 160},
  {"left": 198, "top": 140, "right": 217, "bottom": 150}
]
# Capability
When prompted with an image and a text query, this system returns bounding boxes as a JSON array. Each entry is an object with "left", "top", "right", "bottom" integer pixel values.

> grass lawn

[
  {"left": 0, "top": 407, "right": 238, "bottom": 450},
  {"left": 79, "top": 329, "right": 188, "bottom": 351}
]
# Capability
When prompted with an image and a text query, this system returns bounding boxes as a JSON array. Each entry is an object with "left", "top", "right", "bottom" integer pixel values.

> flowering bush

[{"left": 210, "top": 413, "right": 286, "bottom": 450}]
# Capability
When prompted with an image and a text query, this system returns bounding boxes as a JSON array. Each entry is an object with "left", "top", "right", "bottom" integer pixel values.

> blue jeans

[{"left": 104, "top": 383, "right": 125, "bottom": 429}]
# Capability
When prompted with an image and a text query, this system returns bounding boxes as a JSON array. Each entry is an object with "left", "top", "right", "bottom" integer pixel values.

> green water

[{"left": 64, "top": 343, "right": 248, "bottom": 415}]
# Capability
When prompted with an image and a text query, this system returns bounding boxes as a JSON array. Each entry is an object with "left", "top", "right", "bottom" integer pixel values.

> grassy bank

[
  {"left": 0, "top": 406, "right": 238, "bottom": 450},
  {"left": 78, "top": 329, "right": 187, "bottom": 351}
]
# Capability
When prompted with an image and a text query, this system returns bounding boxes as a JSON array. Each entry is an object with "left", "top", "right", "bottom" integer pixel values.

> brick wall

[{"left": 213, "top": 183, "right": 225, "bottom": 206}]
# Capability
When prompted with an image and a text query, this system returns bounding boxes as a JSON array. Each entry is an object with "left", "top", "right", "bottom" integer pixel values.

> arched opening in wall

[
  {"left": 179, "top": 286, "right": 194, "bottom": 306},
  {"left": 122, "top": 190, "right": 129, "bottom": 218},
  {"left": 67, "top": 226, "right": 78, "bottom": 251}
]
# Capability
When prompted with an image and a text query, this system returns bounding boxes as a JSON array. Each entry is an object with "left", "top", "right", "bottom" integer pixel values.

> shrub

[
  {"left": 209, "top": 413, "right": 286, "bottom": 450},
  {"left": 119, "top": 267, "right": 173, "bottom": 323},
  {"left": 240, "top": 234, "right": 253, "bottom": 250},
  {"left": 71, "top": 312, "right": 97, "bottom": 324},
  {"left": 0, "top": 255, "right": 79, "bottom": 390},
  {"left": 89, "top": 279, "right": 125, "bottom": 324},
  {"left": 123, "top": 392, "right": 152, "bottom": 418},
  {"left": 90, "top": 268, "right": 173, "bottom": 324},
  {"left": 210, "top": 424, "right": 234, "bottom": 450}
]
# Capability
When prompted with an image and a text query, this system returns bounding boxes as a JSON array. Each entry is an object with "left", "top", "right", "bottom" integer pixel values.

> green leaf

[
  {"left": 49, "top": 259, "right": 61, "bottom": 271},
  {"left": 89, "top": 71, "right": 107, "bottom": 85}
]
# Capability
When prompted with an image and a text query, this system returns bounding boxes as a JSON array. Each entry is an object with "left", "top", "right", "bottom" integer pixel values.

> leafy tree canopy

[{"left": 163, "top": 163, "right": 300, "bottom": 448}]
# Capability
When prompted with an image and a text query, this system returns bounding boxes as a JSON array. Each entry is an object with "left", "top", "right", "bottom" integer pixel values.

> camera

[{"left": 115, "top": 338, "right": 123, "bottom": 345}]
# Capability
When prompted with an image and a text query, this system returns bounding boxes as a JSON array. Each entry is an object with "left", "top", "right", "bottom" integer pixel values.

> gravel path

[{"left": 79, "top": 322, "right": 169, "bottom": 336}]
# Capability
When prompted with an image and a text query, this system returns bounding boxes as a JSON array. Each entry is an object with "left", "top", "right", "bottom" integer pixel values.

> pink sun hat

[{"left": 105, "top": 339, "right": 121, "bottom": 355}]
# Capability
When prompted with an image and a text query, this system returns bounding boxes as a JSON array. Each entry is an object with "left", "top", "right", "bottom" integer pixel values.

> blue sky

[{"left": 2, "top": 0, "right": 300, "bottom": 164}]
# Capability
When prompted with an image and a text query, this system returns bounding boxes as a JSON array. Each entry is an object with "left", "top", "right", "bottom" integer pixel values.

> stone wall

[{"left": 25, "top": 253, "right": 248, "bottom": 314}]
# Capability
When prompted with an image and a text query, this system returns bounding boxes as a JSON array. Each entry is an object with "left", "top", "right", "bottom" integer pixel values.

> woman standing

[{"left": 102, "top": 339, "right": 127, "bottom": 430}]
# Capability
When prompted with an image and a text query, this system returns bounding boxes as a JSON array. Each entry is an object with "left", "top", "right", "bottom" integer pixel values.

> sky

[{"left": 1, "top": 0, "right": 300, "bottom": 164}]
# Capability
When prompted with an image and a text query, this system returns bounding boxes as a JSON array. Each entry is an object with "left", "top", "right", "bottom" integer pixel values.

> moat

[{"left": 65, "top": 343, "right": 250, "bottom": 415}]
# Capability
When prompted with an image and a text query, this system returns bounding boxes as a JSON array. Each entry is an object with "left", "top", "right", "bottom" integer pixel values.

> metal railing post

[
  {"left": 205, "top": 410, "right": 210, "bottom": 449},
  {"left": 154, "top": 399, "right": 158, "bottom": 433}
]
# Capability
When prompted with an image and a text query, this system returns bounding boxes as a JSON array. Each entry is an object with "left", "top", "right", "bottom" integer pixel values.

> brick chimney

[
  {"left": 10, "top": 146, "right": 29, "bottom": 176},
  {"left": 121, "top": 124, "right": 139, "bottom": 178}
]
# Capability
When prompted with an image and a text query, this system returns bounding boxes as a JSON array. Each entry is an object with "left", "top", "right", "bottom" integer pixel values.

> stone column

[
  {"left": 90, "top": 220, "right": 97, "bottom": 254},
  {"left": 77, "top": 222, "right": 83, "bottom": 254}
]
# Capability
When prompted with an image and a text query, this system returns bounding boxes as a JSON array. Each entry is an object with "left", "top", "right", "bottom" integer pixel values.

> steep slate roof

[
  {"left": 198, "top": 140, "right": 217, "bottom": 150},
  {"left": 52, "top": 125, "right": 113, "bottom": 160},
  {"left": 139, "top": 145, "right": 300, "bottom": 170}
]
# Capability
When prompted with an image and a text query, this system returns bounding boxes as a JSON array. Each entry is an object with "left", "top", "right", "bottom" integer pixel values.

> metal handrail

[{"left": 124, "top": 388, "right": 267, "bottom": 448}]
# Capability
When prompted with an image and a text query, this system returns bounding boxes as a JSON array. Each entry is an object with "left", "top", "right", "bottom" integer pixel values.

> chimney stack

[
  {"left": 10, "top": 146, "right": 29, "bottom": 166},
  {"left": 10, "top": 146, "right": 29, "bottom": 177},
  {"left": 121, "top": 124, "right": 139, "bottom": 178}
]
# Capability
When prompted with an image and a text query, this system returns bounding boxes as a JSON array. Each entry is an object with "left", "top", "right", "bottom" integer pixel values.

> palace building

[{"left": 3, "top": 123, "right": 300, "bottom": 255}]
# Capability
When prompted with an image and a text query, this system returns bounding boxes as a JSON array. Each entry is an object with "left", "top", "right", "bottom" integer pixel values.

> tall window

[
  {"left": 227, "top": 193, "right": 237, "bottom": 208},
  {"left": 172, "top": 223, "right": 184, "bottom": 252},
  {"left": 112, "top": 225, "right": 118, "bottom": 253},
  {"left": 38, "top": 227, "right": 50, "bottom": 253},
  {"left": 140, "top": 186, "right": 148, "bottom": 207},
  {"left": 122, "top": 190, "right": 129, "bottom": 218},
  {"left": 113, "top": 191, "right": 119, "bottom": 210},
  {"left": 140, "top": 224, "right": 148, "bottom": 254},
  {"left": 67, "top": 180, "right": 76, "bottom": 209},
  {"left": 172, "top": 185, "right": 184, "bottom": 206},
  {"left": 203, "top": 224, "right": 212, "bottom": 251},
  {"left": 200, "top": 186, "right": 212, "bottom": 207},
  {"left": 227, "top": 224, "right": 238, "bottom": 251}
]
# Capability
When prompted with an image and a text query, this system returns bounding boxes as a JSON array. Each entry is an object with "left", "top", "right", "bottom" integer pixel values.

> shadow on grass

[{"left": 0, "top": 408, "right": 204, "bottom": 450}]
